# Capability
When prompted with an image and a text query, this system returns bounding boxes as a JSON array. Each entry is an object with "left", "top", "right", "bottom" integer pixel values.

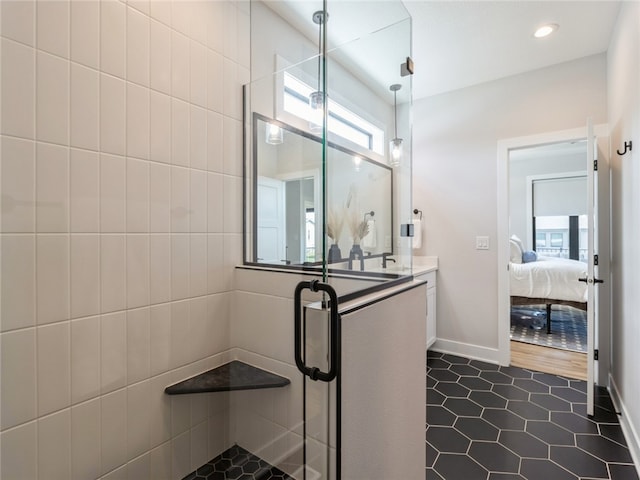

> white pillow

[
  {"left": 510, "top": 234, "right": 524, "bottom": 253},
  {"left": 510, "top": 239, "right": 523, "bottom": 264}
]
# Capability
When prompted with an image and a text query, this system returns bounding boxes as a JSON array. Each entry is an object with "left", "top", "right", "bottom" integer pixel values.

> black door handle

[
  {"left": 578, "top": 277, "right": 604, "bottom": 284},
  {"left": 294, "top": 280, "right": 340, "bottom": 382}
]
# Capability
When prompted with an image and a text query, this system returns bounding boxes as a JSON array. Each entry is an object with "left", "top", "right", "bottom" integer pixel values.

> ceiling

[{"left": 265, "top": 1, "right": 622, "bottom": 102}]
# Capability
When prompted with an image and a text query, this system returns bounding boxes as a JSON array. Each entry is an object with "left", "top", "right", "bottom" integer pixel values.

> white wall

[
  {"left": 606, "top": 0, "right": 640, "bottom": 466},
  {"left": 413, "top": 54, "right": 607, "bottom": 358},
  {"left": 0, "top": 1, "right": 248, "bottom": 479}
]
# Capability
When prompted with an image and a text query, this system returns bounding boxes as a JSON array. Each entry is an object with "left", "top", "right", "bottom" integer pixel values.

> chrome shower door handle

[{"left": 294, "top": 280, "right": 340, "bottom": 382}]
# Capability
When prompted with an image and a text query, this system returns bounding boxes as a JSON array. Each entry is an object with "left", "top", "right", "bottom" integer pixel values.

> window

[
  {"left": 283, "top": 72, "right": 384, "bottom": 154},
  {"left": 550, "top": 233, "right": 564, "bottom": 248},
  {"left": 535, "top": 232, "right": 546, "bottom": 248}
]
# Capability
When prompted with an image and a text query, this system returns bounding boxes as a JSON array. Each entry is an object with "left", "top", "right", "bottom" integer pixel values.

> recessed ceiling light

[{"left": 534, "top": 23, "right": 558, "bottom": 38}]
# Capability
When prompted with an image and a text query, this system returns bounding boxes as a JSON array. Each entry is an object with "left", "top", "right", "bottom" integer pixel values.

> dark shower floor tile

[{"left": 426, "top": 351, "right": 638, "bottom": 480}]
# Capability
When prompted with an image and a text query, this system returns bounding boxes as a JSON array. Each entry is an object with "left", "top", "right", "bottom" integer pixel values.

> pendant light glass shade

[
  {"left": 389, "top": 138, "right": 403, "bottom": 167},
  {"left": 265, "top": 122, "right": 283, "bottom": 145},
  {"left": 389, "top": 83, "right": 402, "bottom": 167},
  {"left": 309, "top": 90, "right": 325, "bottom": 134}
]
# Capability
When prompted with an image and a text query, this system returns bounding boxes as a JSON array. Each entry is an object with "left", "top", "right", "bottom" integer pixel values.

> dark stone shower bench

[{"left": 164, "top": 360, "right": 290, "bottom": 395}]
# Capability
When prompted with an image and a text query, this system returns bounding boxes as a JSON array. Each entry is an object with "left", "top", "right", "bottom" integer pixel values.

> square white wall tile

[
  {"left": 101, "top": 388, "right": 127, "bottom": 475},
  {"left": 1, "top": 39, "right": 35, "bottom": 139},
  {"left": 207, "top": 235, "right": 224, "bottom": 294},
  {"left": 70, "top": 234, "right": 101, "bottom": 319},
  {"left": 101, "top": 234, "right": 126, "bottom": 313},
  {"left": 126, "top": 83, "right": 151, "bottom": 160},
  {"left": 190, "top": 421, "right": 209, "bottom": 471},
  {"left": 222, "top": 1, "right": 238, "bottom": 62},
  {"left": 190, "top": 234, "right": 207, "bottom": 297},
  {"left": 37, "top": 322, "right": 70, "bottom": 416},
  {"left": 126, "top": 234, "right": 150, "bottom": 308},
  {"left": 149, "top": 234, "right": 172, "bottom": 304},
  {"left": 190, "top": 105, "right": 207, "bottom": 171},
  {"left": 190, "top": 169, "right": 207, "bottom": 232},
  {"left": 206, "top": 1, "right": 224, "bottom": 54},
  {"left": 70, "top": 0, "right": 99, "bottom": 68},
  {"left": 149, "top": 18, "right": 172, "bottom": 95},
  {"left": 188, "top": 296, "right": 209, "bottom": 362},
  {"left": 1, "top": 0, "right": 35, "bottom": 46},
  {"left": 171, "top": 234, "right": 190, "bottom": 300},
  {"left": 171, "top": 166, "right": 190, "bottom": 232},
  {"left": 100, "top": 154, "right": 126, "bottom": 232},
  {"left": 171, "top": 31, "right": 190, "bottom": 102},
  {"left": 223, "top": 175, "right": 242, "bottom": 234},
  {"left": 38, "top": 409, "right": 71, "bottom": 480},
  {"left": 206, "top": 111, "right": 223, "bottom": 173},
  {"left": 126, "top": 158, "right": 150, "bottom": 232},
  {"left": 1, "top": 421, "right": 37, "bottom": 480},
  {"left": 207, "top": 173, "right": 223, "bottom": 233},
  {"left": 36, "top": 234, "right": 70, "bottom": 325},
  {"left": 170, "top": 395, "right": 191, "bottom": 437},
  {"left": 101, "top": 0, "right": 126, "bottom": 79},
  {"left": 127, "top": 6, "right": 150, "bottom": 87},
  {"left": 100, "top": 74, "right": 126, "bottom": 156},
  {"left": 171, "top": 432, "right": 192, "bottom": 478},
  {"left": 70, "top": 63, "right": 99, "bottom": 151},
  {"left": 190, "top": 40, "right": 207, "bottom": 108},
  {"left": 149, "top": 162, "right": 171, "bottom": 232},
  {"left": 1, "top": 328, "right": 37, "bottom": 429},
  {"left": 36, "top": 0, "right": 69, "bottom": 58},
  {"left": 206, "top": 50, "right": 223, "bottom": 115},
  {"left": 170, "top": 300, "right": 190, "bottom": 369},
  {"left": 101, "top": 311, "right": 127, "bottom": 394},
  {"left": 150, "top": 91, "right": 172, "bottom": 164},
  {"left": 70, "top": 149, "right": 100, "bottom": 233},
  {"left": 127, "top": 452, "right": 151, "bottom": 479},
  {"left": 149, "top": 373, "right": 172, "bottom": 448},
  {"left": 71, "top": 398, "right": 101, "bottom": 480},
  {"left": 1, "top": 137, "right": 35, "bottom": 233},
  {"left": 223, "top": 117, "right": 242, "bottom": 177},
  {"left": 222, "top": 58, "right": 239, "bottom": 120},
  {"left": 36, "top": 142, "right": 68, "bottom": 233},
  {"left": 71, "top": 316, "right": 101, "bottom": 404},
  {"left": 127, "top": 380, "right": 151, "bottom": 460},
  {"left": 150, "top": 441, "right": 172, "bottom": 480},
  {"left": 36, "top": 51, "right": 69, "bottom": 145},
  {"left": 207, "top": 293, "right": 230, "bottom": 356},
  {"left": 171, "top": 98, "right": 190, "bottom": 167},
  {"left": 149, "top": 304, "right": 171, "bottom": 376},
  {"left": 1, "top": 235, "right": 36, "bottom": 331},
  {"left": 127, "top": 307, "right": 151, "bottom": 384}
]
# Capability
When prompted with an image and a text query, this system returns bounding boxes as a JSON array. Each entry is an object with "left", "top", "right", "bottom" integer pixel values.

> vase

[
  {"left": 348, "top": 244, "right": 365, "bottom": 271},
  {"left": 328, "top": 243, "right": 342, "bottom": 263}
]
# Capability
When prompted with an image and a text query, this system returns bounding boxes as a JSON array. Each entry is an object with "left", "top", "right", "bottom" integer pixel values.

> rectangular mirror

[{"left": 252, "top": 113, "right": 393, "bottom": 268}]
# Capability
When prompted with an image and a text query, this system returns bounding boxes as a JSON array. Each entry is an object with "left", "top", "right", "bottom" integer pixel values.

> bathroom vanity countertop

[{"left": 164, "top": 361, "right": 290, "bottom": 395}]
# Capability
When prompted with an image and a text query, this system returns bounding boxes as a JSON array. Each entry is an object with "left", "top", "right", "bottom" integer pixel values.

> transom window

[{"left": 283, "top": 72, "right": 384, "bottom": 155}]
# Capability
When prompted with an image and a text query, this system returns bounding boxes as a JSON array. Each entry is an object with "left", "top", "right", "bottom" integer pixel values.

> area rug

[{"left": 510, "top": 304, "right": 587, "bottom": 353}]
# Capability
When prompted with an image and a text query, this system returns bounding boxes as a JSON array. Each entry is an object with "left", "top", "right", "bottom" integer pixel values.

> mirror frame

[{"left": 250, "top": 112, "right": 394, "bottom": 269}]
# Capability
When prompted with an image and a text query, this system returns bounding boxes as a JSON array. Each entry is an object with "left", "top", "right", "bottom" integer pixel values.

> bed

[{"left": 509, "top": 237, "right": 588, "bottom": 334}]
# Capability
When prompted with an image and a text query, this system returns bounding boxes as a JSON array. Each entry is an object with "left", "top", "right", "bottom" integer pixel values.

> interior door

[
  {"left": 257, "top": 176, "right": 286, "bottom": 264},
  {"left": 585, "top": 119, "right": 602, "bottom": 417}
]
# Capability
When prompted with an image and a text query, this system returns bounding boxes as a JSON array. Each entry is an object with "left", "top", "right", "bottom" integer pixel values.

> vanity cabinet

[{"left": 417, "top": 270, "right": 437, "bottom": 348}]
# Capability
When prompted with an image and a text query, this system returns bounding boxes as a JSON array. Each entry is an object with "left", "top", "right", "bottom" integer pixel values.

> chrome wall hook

[{"left": 617, "top": 141, "right": 633, "bottom": 156}]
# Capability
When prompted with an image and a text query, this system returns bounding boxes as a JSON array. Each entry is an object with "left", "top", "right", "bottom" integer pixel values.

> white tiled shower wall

[{"left": 0, "top": 0, "right": 249, "bottom": 478}]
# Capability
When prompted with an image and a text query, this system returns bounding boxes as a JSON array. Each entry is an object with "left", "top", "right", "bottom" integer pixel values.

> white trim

[
  {"left": 496, "top": 124, "right": 608, "bottom": 367},
  {"left": 431, "top": 338, "right": 502, "bottom": 366},
  {"left": 609, "top": 374, "right": 640, "bottom": 475}
]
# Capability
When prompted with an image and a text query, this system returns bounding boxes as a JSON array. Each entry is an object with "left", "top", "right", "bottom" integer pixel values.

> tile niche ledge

[{"left": 164, "top": 360, "right": 291, "bottom": 395}]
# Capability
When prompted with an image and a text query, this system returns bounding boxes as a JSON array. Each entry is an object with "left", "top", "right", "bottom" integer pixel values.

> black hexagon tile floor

[
  {"left": 427, "top": 351, "right": 639, "bottom": 480},
  {"left": 183, "top": 445, "right": 291, "bottom": 480}
]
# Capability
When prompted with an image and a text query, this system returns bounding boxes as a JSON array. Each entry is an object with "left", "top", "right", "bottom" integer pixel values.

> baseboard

[
  {"left": 608, "top": 374, "right": 640, "bottom": 475},
  {"left": 431, "top": 338, "right": 502, "bottom": 365}
]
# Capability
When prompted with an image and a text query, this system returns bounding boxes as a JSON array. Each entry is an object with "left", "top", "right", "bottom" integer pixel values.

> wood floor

[{"left": 510, "top": 340, "right": 587, "bottom": 380}]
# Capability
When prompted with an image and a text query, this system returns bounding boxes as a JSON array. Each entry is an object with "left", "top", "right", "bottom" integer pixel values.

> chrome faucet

[{"left": 382, "top": 253, "right": 396, "bottom": 269}]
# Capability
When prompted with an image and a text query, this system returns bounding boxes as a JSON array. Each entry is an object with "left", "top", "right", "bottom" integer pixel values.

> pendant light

[
  {"left": 265, "top": 122, "right": 283, "bottom": 145},
  {"left": 309, "top": 10, "right": 327, "bottom": 134},
  {"left": 389, "top": 84, "right": 403, "bottom": 167}
]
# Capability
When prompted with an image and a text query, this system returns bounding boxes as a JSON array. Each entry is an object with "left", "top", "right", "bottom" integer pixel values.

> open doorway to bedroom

[{"left": 507, "top": 141, "right": 589, "bottom": 379}]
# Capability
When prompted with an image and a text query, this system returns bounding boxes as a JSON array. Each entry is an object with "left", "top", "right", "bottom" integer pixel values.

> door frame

[{"left": 496, "top": 124, "right": 609, "bottom": 368}]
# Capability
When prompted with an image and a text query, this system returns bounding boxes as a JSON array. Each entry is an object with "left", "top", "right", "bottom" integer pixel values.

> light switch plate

[{"left": 476, "top": 236, "right": 489, "bottom": 250}]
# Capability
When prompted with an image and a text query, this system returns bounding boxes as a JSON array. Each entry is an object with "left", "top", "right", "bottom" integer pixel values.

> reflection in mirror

[{"left": 253, "top": 113, "right": 393, "bottom": 269}]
